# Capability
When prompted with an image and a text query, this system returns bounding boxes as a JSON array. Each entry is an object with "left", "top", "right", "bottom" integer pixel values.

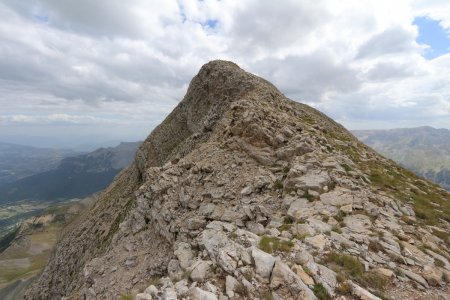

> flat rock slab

[
  {"left": 343, "top": 214, "right": 372, "bottom": 233},
  {"left": 320, "top": 188, "right": 354, "bottom": 206}
]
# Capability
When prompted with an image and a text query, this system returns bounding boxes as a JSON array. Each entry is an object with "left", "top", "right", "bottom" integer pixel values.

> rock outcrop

[{"left": 25, "top": 61, "right": 450, "bottom": 299}]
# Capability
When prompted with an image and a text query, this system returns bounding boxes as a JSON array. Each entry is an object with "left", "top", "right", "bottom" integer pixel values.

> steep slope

[
  {"left": 0, "top": 142, "right": 141, "bottom": 204},
  {"left": 25, "top": 61, "right": 450, "bottom": 300},
  {"left": 0, "top": 197, "right": 95, "bottom": 299},
  {"left": 0, "top": 143, "right": 78, "bottom": 186},
  {"left": 353, "top": 127, "right": 450, "bottom": 191}
]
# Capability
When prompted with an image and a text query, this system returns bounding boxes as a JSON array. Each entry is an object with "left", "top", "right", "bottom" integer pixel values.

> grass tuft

[
  {"left": 274, "top": 180, "right": 284, "bottom": 190},
  {"left": 258, "top": 235, "right": 294, "bottom": 254},
  {"left": 120, "top": 294, "right": 132, "bottom": 300},
  {"left": 313, "top": 283, "right": 331, "bottom": 300}
]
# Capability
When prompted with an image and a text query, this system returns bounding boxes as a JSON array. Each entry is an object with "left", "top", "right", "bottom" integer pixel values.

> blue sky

[{"left": 414, "top": 16, "right": 450, "bottom": 59}]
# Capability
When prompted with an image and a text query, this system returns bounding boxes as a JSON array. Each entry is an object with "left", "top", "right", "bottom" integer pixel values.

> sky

[{"left": 0, "top": 0, "right": 450, "bottom": 148}]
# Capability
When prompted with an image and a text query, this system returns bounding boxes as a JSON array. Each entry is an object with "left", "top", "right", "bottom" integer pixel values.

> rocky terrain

[
  {"left": 353, "top": 127, "right": 450, "bottom": 191},
  {"left": 24, "top": 61, "right": 450, "bottom": 300}
]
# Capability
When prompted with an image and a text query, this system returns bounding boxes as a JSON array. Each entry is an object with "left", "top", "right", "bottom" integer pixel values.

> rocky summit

[{"left": 25, "top": 61, "right": 450, "bottom": 300}]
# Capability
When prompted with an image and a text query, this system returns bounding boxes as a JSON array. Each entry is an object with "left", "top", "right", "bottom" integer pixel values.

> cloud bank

[{"left": 0, "top": 0, "right": 449, "bottom": 145}]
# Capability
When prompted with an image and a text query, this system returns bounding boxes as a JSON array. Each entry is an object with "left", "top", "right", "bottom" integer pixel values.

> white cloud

[{"left": 0, "top": 0, "right": 449, "bottom": 146}]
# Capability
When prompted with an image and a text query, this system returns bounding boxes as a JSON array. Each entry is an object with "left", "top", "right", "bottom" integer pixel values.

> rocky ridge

[{"left": 25, "top": 61, "right": 450, "bottom": 299}]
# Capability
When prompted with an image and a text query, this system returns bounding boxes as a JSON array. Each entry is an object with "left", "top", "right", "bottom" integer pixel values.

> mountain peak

[
  {"left": 26, "top": 62, "right": 450, "bottom": 300},
  {"left": 134, "top": 60, "right": 283, "bottom": 174},
  {"left": 198, "top": 59, "right": 241, "bottom": 73}
]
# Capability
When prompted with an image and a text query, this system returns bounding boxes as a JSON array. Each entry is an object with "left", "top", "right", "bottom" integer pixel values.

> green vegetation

[
  {"left": 335, "top": 282, "right": 352, "bottom": 295},
  {"left": 321, "top": 252, "right": 388, "bottom": 293},
  {"left": 355, "top": 156, "right": 450, "bottom": 232},
  {"left": 432, "top": 229, "right": 450, "bottom": 247},
  {"left": 334, "top": 211, "right": 345, "bottom": 223},
  {"left": 313, "top": 283, "right": 330, "bottom": 300},
  {"left": 101, "top": 195, "right": 135, "bottom": 250},
  {"left": 278, "top": 223, "right": 292, "bottom": 232},
  {"left": 435, "top": 258, "right": 445, "bottom": 267},
  {"left": 261, "top": 291, "right": 274, "bottom": 300},
  {"left": 331, "top": 225, "right": 342, "bottom": 234},
  {"left": 183, "top": 270, "right": 192, "bottom": 280},
  {"left": 274, "top": 179, "right": 284, "bottom": 190},
  {"left": 279, "top": 216, "right": 294, "bottom": 232},
  {"left": 0, "top": 224, "right": 61, "bottom": 285},
  {"left": 120, "top": 294, "right": 132, "bottom": 300},
  {"left": 358, "top": 271, "right": 389, "bottom": 291},
  {"left": 235, "top": 282, "right": 249, "bottom": 296},
  {"left": 341, "top": 163, "right": 352, "bottom": 172},
  {"left": 0, "top": 226, "right": 19, "bottom": 252},
  {"left": 322, "top": 252, "right": 364, "bottom": 278},
  {"left": 368, "top": 240, "right": 384, "bottom": 253},
  {"left": 258, "top": 235, "right": 294, "bottom": 253},
  {"left": 303, "top": 191, "right": 316, "bottom": 202},
  {"left": 299, "top": 114, "right": 316, "bottom": 125}
]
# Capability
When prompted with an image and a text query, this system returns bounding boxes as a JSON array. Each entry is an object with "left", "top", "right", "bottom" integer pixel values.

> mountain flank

[
  {"left": 25, "top": 61, "right": 450, "bottom": 300},
  {"left": 0, "top": 197, "right": 95, "bottom": 299},
  {"left": 0, "top": 142, "right": 141, "bottom": 205},
  {"left": 353, "top": 126, "right": 450, "bottom": 191},
  {"left": 0, "top": 143, "right": 79, "bottom": 186}
]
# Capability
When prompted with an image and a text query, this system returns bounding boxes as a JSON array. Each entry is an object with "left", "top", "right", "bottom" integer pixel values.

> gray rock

[
  {"left": 270, "top": 259, "right": 317, "bottom": 299},
  {"left": 174, "top": 242, "right": 194, "bottom": 270},
  {"left": 295, "top": 171, "right": 331, "bottom": 192},
  {"left": 174, "top": 279, "right": 189, "bottom": 297},
  {"left": 316, "top": 264, "right": 337, "bottom": 294},
  {"left": 320, "top": 188, "right": 354, "bottom": 206},
  {"left": 136, "top": 293, "right": 153, "bottom": 300},
  {"left": 287, "top": 198, "right": 309, "bottom": 219},
  {"left": 343, "top": 214, "right": 372, "bottom": 233},
  {"left": 307, "top": 218, "right": 332, "bottom": 234},
  {"left": 348, "top": 281, "right": 382, "bottom": 300},
  {"left": 425, "top": 249, "right": 450, "bottom": 270},
  {"left": 251, "top": 247, "right": 276, "bottom": 280},
  {"left": 246, "top": 221, "right": 265, "bottom": 235},
  {"left": 167, "top": 259, "right": 183, "bottom": 281},
  {"left": 145, "top": 285, "right": 159, "bottom": 296},
  {"left": 305, "top": 234, "right": 327, "bottom": 250},
  {"left": 422, "top": 265, "right": 443, "bottom": 286},
  {"left": 199, "top": 229, "right": 245, "bottom": 274},
  {"left": 294, "top": 249, "right": 314, "bottom": 265},
  {"left": 225, "top": 275, "right": 239, "bottom": 298},
  {"left": 162, "top": 288, "right": 177, "bottom": 300},
  {"left": 292, "top": 223, "right": 315, "bottom": 237},
  {"left": 190, "top": 287, "right": 218, "bottom": 300},
  {"left": 190, "top": 260, "right": 211, "bottom": 283},
  {"left": 241, "top": 185, "right": 253, "bottom": 196},
  {"left": 398, "top": 267, "right": 429, "bottom": 288},
  {"left": 187, "top": 217, "right": 207, "bottom": 230}
]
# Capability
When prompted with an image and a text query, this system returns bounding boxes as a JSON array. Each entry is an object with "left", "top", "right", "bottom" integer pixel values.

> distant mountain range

[
  {"left": 0, "top": 142, "right": 141, "bottom": 205},
  {"left": 0, "top": 143, "right": 80, "bottom": 185},
  {"left": 353, "top": 126, "right": 450, "bottom": 191}
]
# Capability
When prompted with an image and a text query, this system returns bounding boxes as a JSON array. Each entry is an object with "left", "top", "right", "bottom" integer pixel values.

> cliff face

[{"left": 25, "top": 61, "right": 450, "bottom": 300}]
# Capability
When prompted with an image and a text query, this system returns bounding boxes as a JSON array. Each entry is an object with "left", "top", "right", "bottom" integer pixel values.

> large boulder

[{"left": 251, "top": 247, "right": 276, "bottom": 280}]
